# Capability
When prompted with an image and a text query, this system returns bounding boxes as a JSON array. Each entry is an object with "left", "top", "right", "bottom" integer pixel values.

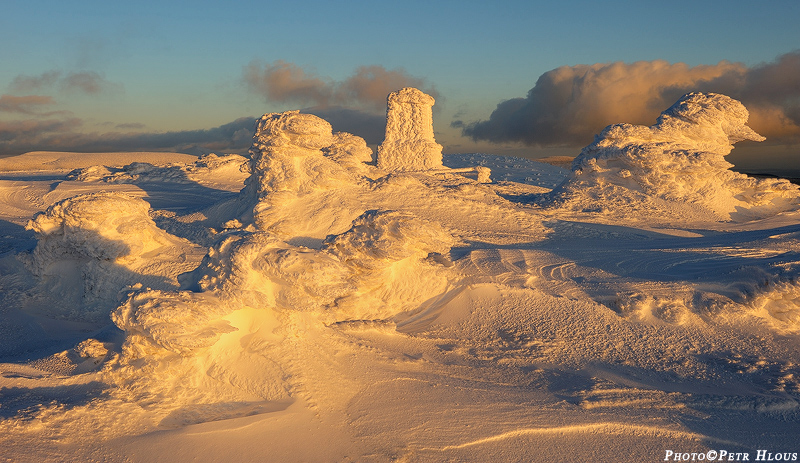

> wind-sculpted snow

[
  {"left": 2, "top": 90, "right": 800, "bottom": 462},
  {"left": 232, "top": 110, "right": 378, "bottom": 237},
  {"left": 120, "top": 210, "right": 456, "bottom": 347},
  {"left": 554, "top": 92, "right": 800, "bottom": 220},
  {"left": 21, "top": 193, "right": 200, "bottom": 320}
]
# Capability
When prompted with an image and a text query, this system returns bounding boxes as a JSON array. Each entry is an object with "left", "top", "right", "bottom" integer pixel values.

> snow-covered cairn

[
  {"left": 554, "top": 92, "right": 800, "bottom": 219},
  {"left": 376, "top": 87, "right": 490, "bottom": 182},
  {"left": 377, "top": 87, "right": 444, "bottom": 171}
]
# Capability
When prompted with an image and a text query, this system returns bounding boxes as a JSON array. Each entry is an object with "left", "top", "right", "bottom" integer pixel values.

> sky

[{"left": 1, "top": 0, "right": 799, "bottom": 170}]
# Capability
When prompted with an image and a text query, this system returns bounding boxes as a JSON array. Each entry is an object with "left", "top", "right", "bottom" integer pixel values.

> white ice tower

[
  {"left": 377, "top": 87, "right": 490, "bottom": 182},
  {"left": 377, "top": 87, "right": 444, "bottom": 172}
]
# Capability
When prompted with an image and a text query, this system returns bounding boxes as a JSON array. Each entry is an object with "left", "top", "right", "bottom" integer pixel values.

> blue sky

[{"left": 2, "top": 0, "right": 799, "bottom": 168}]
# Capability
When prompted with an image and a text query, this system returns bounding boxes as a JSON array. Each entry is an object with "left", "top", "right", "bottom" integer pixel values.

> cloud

[
  {"left": 243, "top": 61, "right": 439, "bottom": 110},
  {"left": 0, "top": 118, "right": 84, "bottom": 144},
  {"left": 8, "top": 70, "right": 122, "bottom": 95},
  {"left": 0, "top": 117, "right": 256, "bottom": 157},
  {"left": 0, "top": 95, "right": 57, "bottom": 115},
  {"left": 8, "top": 72, "right": 62, "bottom": 93},
  {"left": 461, "top": 51, "right": 800, "bottom": 147}
]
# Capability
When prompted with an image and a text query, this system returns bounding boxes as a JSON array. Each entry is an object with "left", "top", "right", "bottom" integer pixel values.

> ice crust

[{"left": 555, "top": 92, "right": 800, "bottom": 220}]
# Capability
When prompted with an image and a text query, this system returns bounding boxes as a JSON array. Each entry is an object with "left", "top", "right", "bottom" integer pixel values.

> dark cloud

[
  {"left": 462, "top": 51, "right": 800, "bottom": 147},
  {"left": 115, "top": 122, "right": 147, "bottom": 130},
  {"left": 0, "top": 118, "right": 84, "bottom": 144},
  {"left": 8, "top": 70, "right": 122, "bottom": 95},
  {"left": 243, "top": 60, "right": 439, "bottom": 110},
  {"left": 0, "top": 117, "right": 256, "bottom": 157}
]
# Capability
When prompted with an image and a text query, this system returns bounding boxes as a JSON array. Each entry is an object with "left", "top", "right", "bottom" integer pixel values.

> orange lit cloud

[
  {"left": 243, "top": 61, "right": 438, "bottom": 110},
  {"left": 459, "top": 51, "right": 800, "bottom": 147}
]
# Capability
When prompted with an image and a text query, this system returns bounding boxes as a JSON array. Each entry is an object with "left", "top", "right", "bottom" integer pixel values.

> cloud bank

[
  {"left": 0, "top": 116, "right": 255, "bottom": 156},
  {"left": 0, "top": 95, "right": 58, "bottom": 115},
  {"left": 459, "top": 51, "right": 800, "bottom": 147}
]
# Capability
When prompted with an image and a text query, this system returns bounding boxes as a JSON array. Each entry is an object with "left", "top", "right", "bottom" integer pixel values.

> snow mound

[
  {"left": 22, "top": 193, "right": 196, "bottom": 320},
  {"left": 26, "top": 193, "right": 181, "bottom": 267},
  {"left": 377, "top": 87, "right": 443, "bottom": 172},
  {"left": 113, "top": 290, "right": 235, "bottom": 355},
  {"left": 553, "top": 92, "right": 800, "bottom": 220}
]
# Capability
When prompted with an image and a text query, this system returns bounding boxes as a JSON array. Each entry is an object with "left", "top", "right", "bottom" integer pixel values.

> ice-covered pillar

[{"left": 377, "top": 87, "right": 444, "bottom": 171}]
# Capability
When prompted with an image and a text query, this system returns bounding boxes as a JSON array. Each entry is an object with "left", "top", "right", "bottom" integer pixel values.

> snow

[
  {"left": 377, "top": 87, "right": 444, "bottom": 171},
  {"left": 1, "top": 91, "right": 800, "bottom": 462},
  {"left": 553, "top": 93, "right": 800, "bottom": 222}
]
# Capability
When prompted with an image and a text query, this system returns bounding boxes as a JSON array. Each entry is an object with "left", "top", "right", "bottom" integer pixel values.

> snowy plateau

[{"left": 0, "top": 89, "right": 799, "bottom": 462}]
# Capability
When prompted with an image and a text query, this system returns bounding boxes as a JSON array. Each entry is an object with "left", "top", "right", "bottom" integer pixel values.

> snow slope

[{"left": 1, "top": 91, "right": 799, "bottom": 462}]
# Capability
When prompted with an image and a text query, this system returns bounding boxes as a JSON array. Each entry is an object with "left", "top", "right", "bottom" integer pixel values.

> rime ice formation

[
  {"left": 22, "top": 193, "right": 198, "bottom": 320},
  {"left": 5, "top": 91, "right": 800, "bottom": 462},
  {"left": 233, "top": 110, "right": 376, "bottom": 236},
  {"left": 554, "top": 92, "right": 800, "bottom": 219},
  {"left": 374, "top": 87, "right": 491, "bottom": 182},
  {"left": 377, "top": 87, "right": 444, "bottom": 171}
]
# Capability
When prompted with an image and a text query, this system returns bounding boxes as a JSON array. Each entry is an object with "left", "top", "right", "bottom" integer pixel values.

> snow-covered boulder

[
  {"left": 377, "top": 87, "right": 444, "bottom": 172},
  {"left": 554, "top": 92, "right": 800, "bottom": 220}
]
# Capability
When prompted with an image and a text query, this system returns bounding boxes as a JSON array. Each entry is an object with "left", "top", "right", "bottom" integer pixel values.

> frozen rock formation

[
  {"left": 553, "top": 92, "right": 800, "bottom": 219},
  {"left": 245, "top": 111, "right": 345, "bottom": 198},
  {"left": 26, "top": 193, "right": 188, "bottom": 272},
  {"left": 234, "top": 110, "right": 375, "bottom": 235},
  {"left": 23, "top": 193, "right": 196, "bottom": 320},
  {"left": 377, "top": 87, "right": 444, "bottom": 172}
]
